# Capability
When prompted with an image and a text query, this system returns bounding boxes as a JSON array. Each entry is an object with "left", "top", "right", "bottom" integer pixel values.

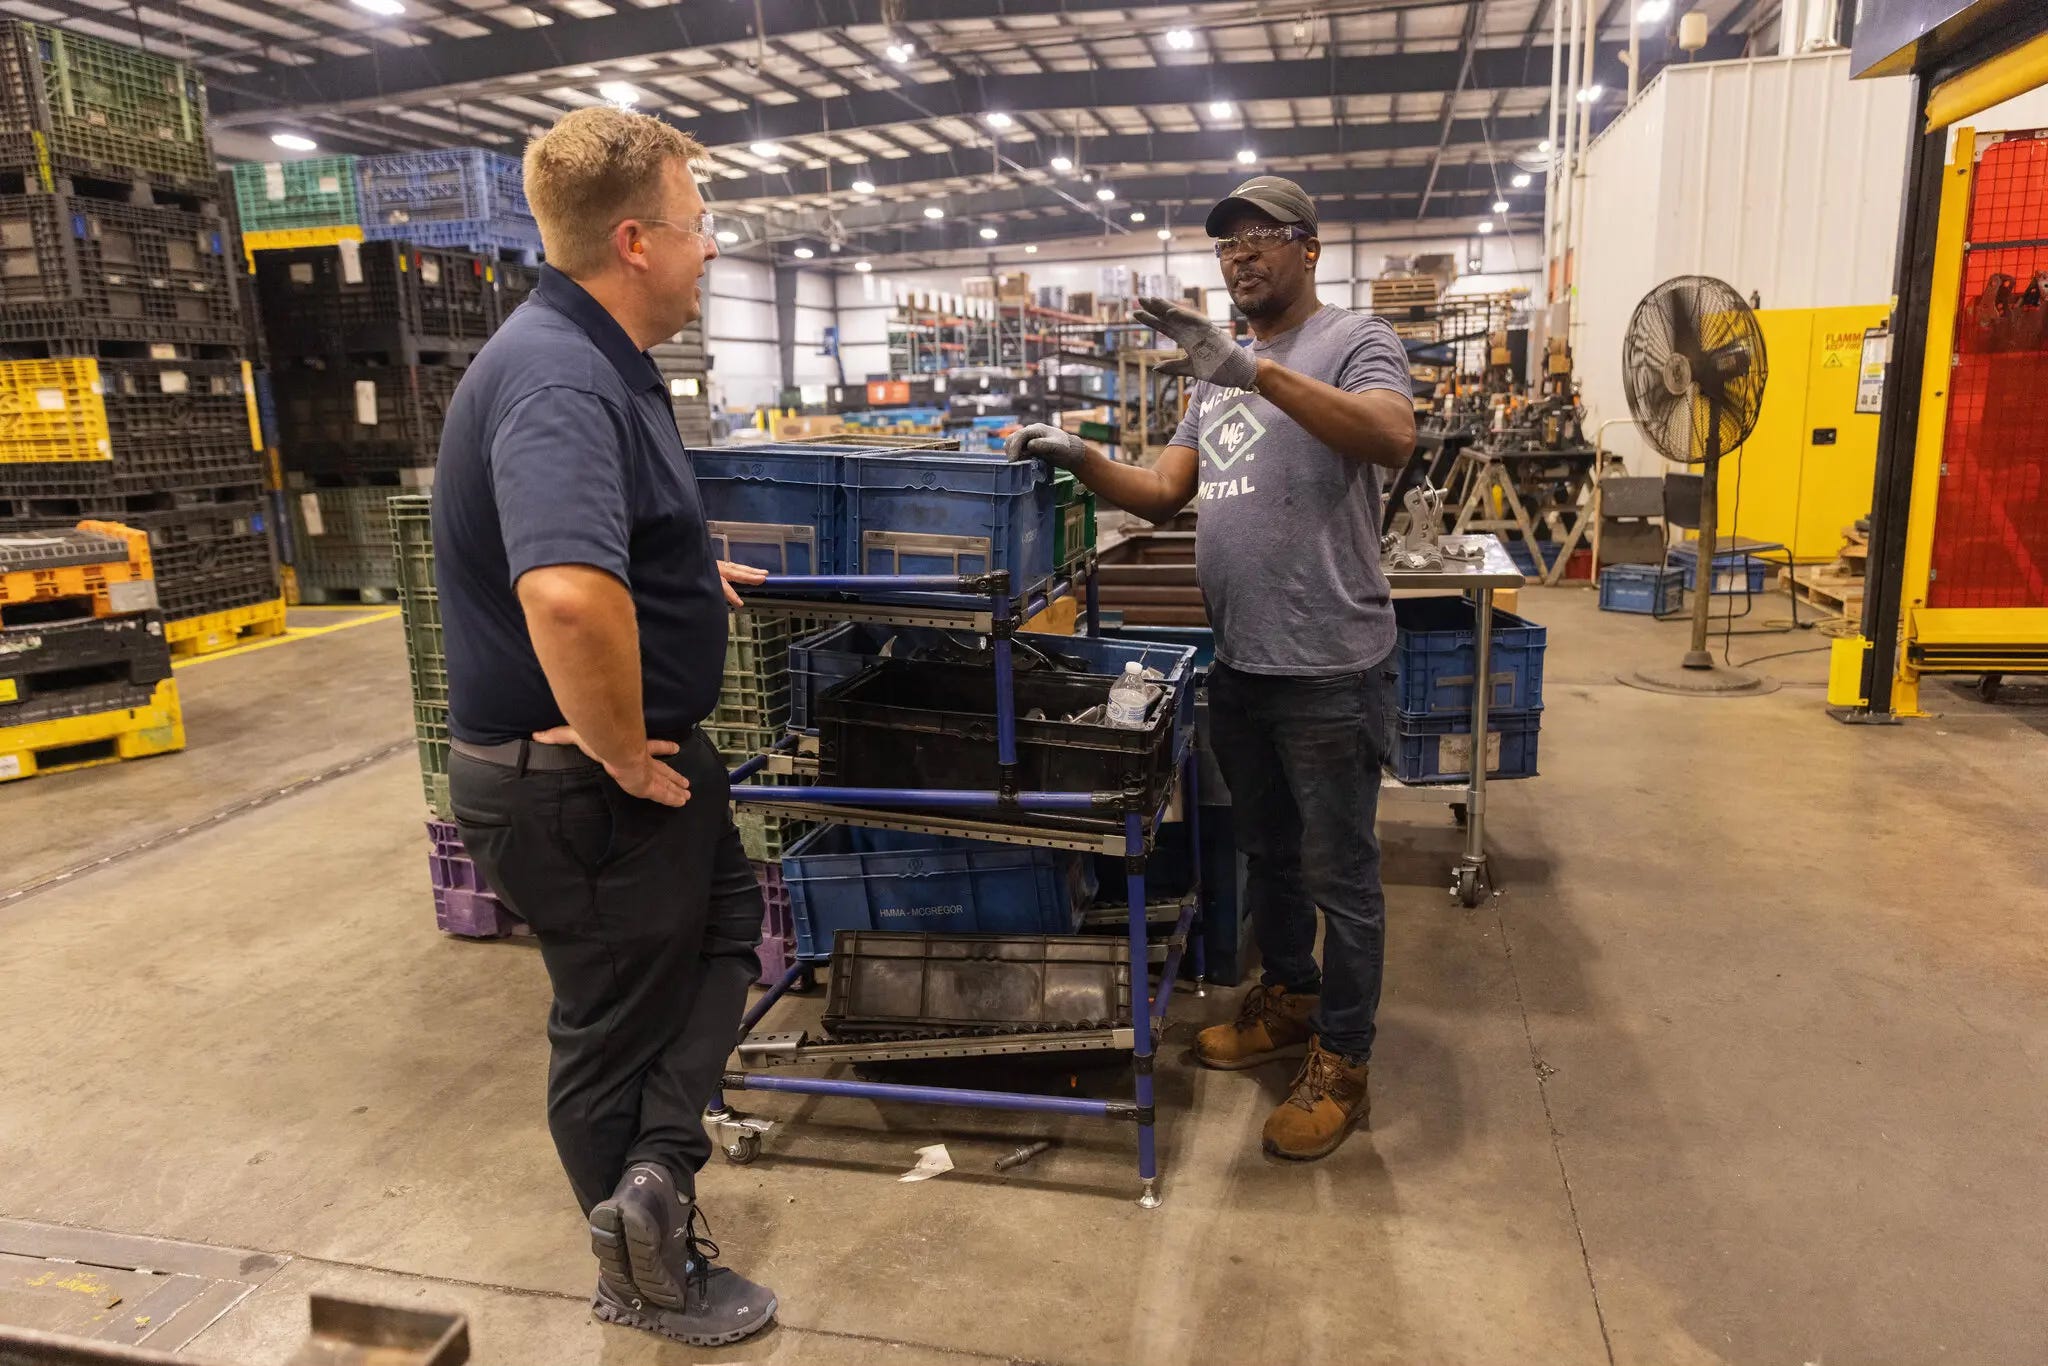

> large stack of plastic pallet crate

[
  {"left": 652, "top": 320, "right": 712, "bottom": 446},
  {"left": 0, "top": 20, "right": 284, "bottom": 659},
  {"left": 238, "top": 150, "right": 539, "bottom": 602},
  {"left": 0, "top": 522, "right": 184, "bottom": 781}
]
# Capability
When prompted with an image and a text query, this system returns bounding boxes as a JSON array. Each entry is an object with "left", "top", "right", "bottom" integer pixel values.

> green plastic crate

[
  {"left": 705, "top": 722, "right": 781, "bottom": 763},
  {"left": 734, "top": 771, "right": 811, "bottom": 861},
  {"left": 0, "top": 20, "right": 212, "bottom": 189},
  {"left": 726, "top": 609, "right": 791, "bottom": 671},
  {"left": 416, "top": 698, "right": 449, "bottom": 817},
  {"left": 231, "top": 155, "right": 360, "bottom": 233},
  {"left": 1053, "top": 470, "right": 1097, "bottom": 570},
  {"left": 712, "top": 677, "right": 791, "bottom": 730}
]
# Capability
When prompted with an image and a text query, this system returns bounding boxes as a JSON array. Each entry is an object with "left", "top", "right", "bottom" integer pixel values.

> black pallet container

[
  {"left": 0, "top": 191, "right": 241, "bottom": 346},
  {"left": 0, "top": 611, "right": 172, "bottom": 723},
  {"left": 491, "top": 259, "right": 539, "bottom": 325},
  {"left": 135, "top": 500, "right": 278, "bottom": 619},
  {"left": 272, "top": 362, "right": 464, "bottom": 479},
  {"left": 0, "top": 478, "right": 266, "bottom": 530},
  {"left": 255, "top": 241, "right": 494, "bottom": 362},
  {"left": 817, "top": 658, "right": 1179, "bottom": 811},
  {"left": 0, "top": 356, "right": 264, "bottom": 502}
]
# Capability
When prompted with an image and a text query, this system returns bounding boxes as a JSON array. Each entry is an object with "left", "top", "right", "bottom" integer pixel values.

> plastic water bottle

[{"left": 1106, "top": 661, "right": 1151, "bottom": 728}]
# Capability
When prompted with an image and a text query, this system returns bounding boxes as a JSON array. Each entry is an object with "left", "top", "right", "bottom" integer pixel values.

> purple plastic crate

[
  {"left": 753, "top": 859, "right": 796, "bottom": 984},
  {"left": 426, "top": 819, "right": 528, "bottom": 939}
]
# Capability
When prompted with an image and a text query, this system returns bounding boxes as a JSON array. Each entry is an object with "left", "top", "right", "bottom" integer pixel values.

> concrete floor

[{"left": 2, "top": 591, "right": 2045, "bottom": 1365}]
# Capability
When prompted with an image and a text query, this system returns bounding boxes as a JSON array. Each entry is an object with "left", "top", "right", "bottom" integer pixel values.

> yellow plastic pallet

[
  {"left": 164, "top": 596, "right": 288, "bottom": 657},
  {"left": 0, "top": 521, "right": 156, "bottom": 623},
  {"left": 241, "top": 224, "right": 364, "bottom": 271},
  {"left": 0, "top": 677, "right": 184, "bottom": 782},
  {"left": 0, "top": 357, "right": 113, "bottom": 463}
]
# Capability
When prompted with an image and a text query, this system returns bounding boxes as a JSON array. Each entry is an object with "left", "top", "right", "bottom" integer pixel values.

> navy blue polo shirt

[{"left": 432, "top": 265, "right": 727, "bottom": 745}]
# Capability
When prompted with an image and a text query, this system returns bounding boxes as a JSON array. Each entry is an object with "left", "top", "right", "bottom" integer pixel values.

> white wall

[
  {"left": 702, "top": 256, "right": 779, "bottom": 409},
  {"left": 1576, "top": 53, "right": 1916, "bottom": 471}
]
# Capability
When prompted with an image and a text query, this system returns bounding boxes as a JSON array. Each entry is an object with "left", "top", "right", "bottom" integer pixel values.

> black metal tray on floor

[{"left": 822, "top": 930, "right": 1133, "bottom": 1038}]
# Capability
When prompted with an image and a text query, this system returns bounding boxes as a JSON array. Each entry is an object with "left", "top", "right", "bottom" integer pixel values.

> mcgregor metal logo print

[{"left": 1196, "top": 391, "right": 1266, "bottom": 501}]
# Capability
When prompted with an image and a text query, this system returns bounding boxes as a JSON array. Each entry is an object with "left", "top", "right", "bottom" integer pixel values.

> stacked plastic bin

[
  {"left": 0, "top": 522, "right": 184, "bottom": 781},
  {"left": 355, "top": 150, "right": 540, "bottom": 262},
  {"left": 651, "top": 320, "right": 712, "bottom": 446},
  {"left": 258, "top": 240, "right": 490, "bottom": 600},
  {"left": 1387, "top": 596, "right": 1547, "bottom": 783},
  {"left": 0, "top": 20, "right": 283, "bottom": 658}
]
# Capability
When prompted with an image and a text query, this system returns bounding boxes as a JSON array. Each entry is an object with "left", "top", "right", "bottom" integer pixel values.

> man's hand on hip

[
  {"left": 532, "top": 726, "right": 693, "bottom": 807},
  {"left": 1134, "top": 295, "right": 1257, "bottom": 391},
  {"left": 1004, "top": 422, "right": 1089, "bottom": 473},
  {"left": 717, "top": 559, "right": 769, "bottom": 608}
]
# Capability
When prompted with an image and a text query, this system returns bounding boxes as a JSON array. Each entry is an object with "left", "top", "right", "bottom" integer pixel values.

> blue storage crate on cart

[
  {"left": 361, "top": 217, "right": 542, "bottom": 261},
  {"left": 1389, "top": 707, "right": 1543, "bottom": 783},
  {"left": 845, "top": 451, "right": 1054, "bottom": 582},
  {"left": 783, "top": 824, "right": 1093, "bottom": 959},
  {"left": 689, "top": 446, "right": 843, "bottom": 574},
  {"left": 1391, "top": 596, "right": 1546, "bottom": 717},
  {"left": 356, "top": 150, "right": 533, "bottom": 230},
  {"left": 788, "top": 621, "right": 1197, "bottom": 738},
  {"left": 1599, "top": 563, "right": 1685, "bottom": 614},
  {"left": 1666, "top": 542, "right": 1772, "bottom": 595}
]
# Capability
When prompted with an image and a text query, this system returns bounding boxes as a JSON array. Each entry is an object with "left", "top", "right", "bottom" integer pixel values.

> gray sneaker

[
  {"left": 588, "top": 1162, "right": 697, "bottom": 1310},
  {"left": 590, "top": 1264, "right": 778, "bottom": 1348}
]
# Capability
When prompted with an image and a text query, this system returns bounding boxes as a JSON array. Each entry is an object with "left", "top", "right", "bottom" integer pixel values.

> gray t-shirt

[{"left": 1169, "top": 303, "right": 1411, "bottom": 675}]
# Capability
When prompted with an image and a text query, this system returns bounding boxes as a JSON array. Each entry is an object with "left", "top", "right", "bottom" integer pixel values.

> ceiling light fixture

[
  {"left": 1156, "top": 227, "right": 1173, "bottom": 241},
  {"left": 715, "top": 229, "right": 739, "bottom": 244},
  {"left": 979, "top": 226, "right": 999, "bottom": 240},
  {"left": 884, "top": 41, "right": 914, "bottom": 64},
  {"left": 1049, "top": 155, "right": 1073, "bottom": 172},
  {"left": 1129, "top": 210, "right": 1146, "bottom": 223},
  {"left": 270, "top": 133, "right": 317, "bottom": 151},
  {"left": 1492, "top": 199, "right": 1510, "bottom": 213},
  {"left": 924, "top": 205, "right": 945, "bottom": 219},
  {"left": 750, "top": 141, "right": 780, "bottom": 158},
  {"left": 1209, "top": 100, "right": 1232, "bottom": 117},
  {"left": 597, "top": 81, "right": 639, "bottom": 106},
  {"left": 1637, "top": 0, "right": 1671, "bottom": 19},
  {"left": 854, "top": 260, "right": 873, "bottom": 272},
  {"left": 985, "top": 112, "right": 1013, "bottom": 129},
  {"left": 350, "top": 0, "right": 404, "bottom": 15},
  {"left": 1511, "top": 172, "right": 1533, "bottom": 188},
  {"left": 793, "top": 246, "right": 815, "bottom": 259},
  {"left": 1576, "top": 84, "right": 1604, "bottom": 102},
  {"left": 1236, "top": 147, "right": 1257, "bottom": 165},
  {"left": 1024, "top": 244, "right": 1038, "bottom": 254},
  {"left": 1096, "top": 187, "right": 1116, "bottom": 201},
  {"left": 1477, "top": 221, "right": 1495, "bottom": 234},
  {"left": 851, "top": 178, "right": 875, "bottom": 194},
  {"left": 1537, "top": 139, "right": 1553, "bottom": 153},
  {"left": 1165, "top": 28, "right": 1195, "bottom": 50}
]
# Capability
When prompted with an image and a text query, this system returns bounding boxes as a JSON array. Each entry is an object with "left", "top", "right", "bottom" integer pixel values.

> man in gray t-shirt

[{"left": 1008, "top": 175, "right": 1415, "bottom": 1163}]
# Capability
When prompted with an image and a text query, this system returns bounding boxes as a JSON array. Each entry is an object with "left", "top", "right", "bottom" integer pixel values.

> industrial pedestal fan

[{"left": 1619, "top": 275, "right": 1776, "bottom": 697}]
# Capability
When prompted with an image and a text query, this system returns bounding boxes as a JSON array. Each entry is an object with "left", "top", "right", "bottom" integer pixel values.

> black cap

[{"left": 1204, "top": 176, "right": 1318, "bottom": 237}]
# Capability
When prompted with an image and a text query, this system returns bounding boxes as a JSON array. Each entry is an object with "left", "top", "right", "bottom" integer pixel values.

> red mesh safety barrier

[{"left": 1930, "top": 133, "right": 2048, "bottom": 609}]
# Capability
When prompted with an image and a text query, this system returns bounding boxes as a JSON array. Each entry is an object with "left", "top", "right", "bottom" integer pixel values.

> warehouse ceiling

[{"left": 0, "top": 0, "right": 1761, "bottom": 260}]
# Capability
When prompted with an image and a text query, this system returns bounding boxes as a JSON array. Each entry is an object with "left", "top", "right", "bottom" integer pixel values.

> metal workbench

[{"left": 1384, "top": 534, "right": 1527, "bottom": 906}]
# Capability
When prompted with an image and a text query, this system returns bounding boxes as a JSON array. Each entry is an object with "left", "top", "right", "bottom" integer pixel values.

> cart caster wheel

[
  {"left": 792, "top": 967, "right": 819, "bottom": 994},
  {"left": 1453, "top": 866, "right": 1484, "bottom": 907},
  {"left": 1451, "top": 802, "right": 1469, "bottom": 828},
  {"left": 724, "top": 1133, "right": 761, "bottom": 1165}
]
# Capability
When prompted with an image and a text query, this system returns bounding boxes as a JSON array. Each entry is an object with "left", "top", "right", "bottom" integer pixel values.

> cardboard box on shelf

[
  {"left": 772, "top": 414, "right": 845, "bottom": 440},
  {"left": 996, "top": 271, "right": 1032, "bottom": 303},
  {"left": 1067, "top": 290, "right": 1096, "bottom": 317}
]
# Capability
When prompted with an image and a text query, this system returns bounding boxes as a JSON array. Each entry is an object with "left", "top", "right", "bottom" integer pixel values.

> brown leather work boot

[
  {"left": 1193, "top": 983, "right": 1317, "bottom": 1070},
  {"left": 1262, "top": 1037, "right": 1370, "bottom": 1160}
]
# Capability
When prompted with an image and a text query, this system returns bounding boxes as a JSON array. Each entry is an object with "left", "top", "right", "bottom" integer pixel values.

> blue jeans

[{"left": 1206, "top": 658, "right": 1396, "bottom": 1062}]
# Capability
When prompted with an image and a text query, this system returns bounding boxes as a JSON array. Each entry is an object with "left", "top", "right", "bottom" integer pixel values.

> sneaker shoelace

[{"left": 682, "top": 1206, "right": 721, "bottom": 1302}]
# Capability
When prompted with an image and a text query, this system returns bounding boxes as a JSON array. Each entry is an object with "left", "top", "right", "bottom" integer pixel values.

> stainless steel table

[{"left": 1383, "top": 534, "right": 1527, "bottom": 906}]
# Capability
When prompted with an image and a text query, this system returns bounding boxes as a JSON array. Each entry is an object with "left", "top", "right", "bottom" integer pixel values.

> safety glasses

[
  {"left": 629, "top": 212, "right": 717, "bottom": 245},
  {"left": 1212, "top": 223, "right": 1310, "bottom": 260}
]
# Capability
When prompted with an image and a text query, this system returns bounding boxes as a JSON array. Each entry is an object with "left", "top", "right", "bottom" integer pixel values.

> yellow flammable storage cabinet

[{"left": 1716, "top": 304, "right": 1891, "bottom": 561}]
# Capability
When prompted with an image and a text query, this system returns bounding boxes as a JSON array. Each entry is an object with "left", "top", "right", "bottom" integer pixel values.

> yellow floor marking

[{"left": 171, "top": 609, "right": 400, "bottom": 669}]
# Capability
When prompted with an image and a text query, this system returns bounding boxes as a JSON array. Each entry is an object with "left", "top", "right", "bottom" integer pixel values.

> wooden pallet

[
  {"left": 1371, "top": 275, "right": 1444, "bottom": 308},
  {"left": 1783, "top": 567, "right": 1864, "bottom": 617}
]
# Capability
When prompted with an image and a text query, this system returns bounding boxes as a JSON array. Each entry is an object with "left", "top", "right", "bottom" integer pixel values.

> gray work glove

[
  {"left": 1134, "top": 295, "right": 1257, "bottom": 391},
  {"left": 1004, "top": 422, "right": 1089, "bottom": 473}
]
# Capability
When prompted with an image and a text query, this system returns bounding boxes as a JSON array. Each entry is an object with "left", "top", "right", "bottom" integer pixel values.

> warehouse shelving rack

[{"left": 707, "top": 556, "right": 1206, "bottom": 1208}]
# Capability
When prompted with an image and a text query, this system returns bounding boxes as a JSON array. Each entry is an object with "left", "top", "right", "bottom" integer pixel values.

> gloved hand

[
  {"left": 1134, "top": 295, "right": 1257, "bottom": 391},
  {"left": 1004, "top": 422, "right": 1089, "bottom": 473}
]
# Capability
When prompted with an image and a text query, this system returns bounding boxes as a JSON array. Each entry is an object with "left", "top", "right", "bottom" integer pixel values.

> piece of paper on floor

[{"left": 899, "top": 1143, "right": 954, "bottom": 1182}]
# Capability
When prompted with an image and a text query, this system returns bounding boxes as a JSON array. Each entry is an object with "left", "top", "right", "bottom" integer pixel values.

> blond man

[{"left": 433, "top": 107, "right": 776, "bottom": 1346}]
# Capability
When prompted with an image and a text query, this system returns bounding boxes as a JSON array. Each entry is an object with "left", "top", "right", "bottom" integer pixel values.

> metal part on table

[
  {"left": 1382, "top": 534, "right": 1526, "bottom": 906},
  {"left": 1383, "top": 483, "right": 1485, "bottom": 573}
]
